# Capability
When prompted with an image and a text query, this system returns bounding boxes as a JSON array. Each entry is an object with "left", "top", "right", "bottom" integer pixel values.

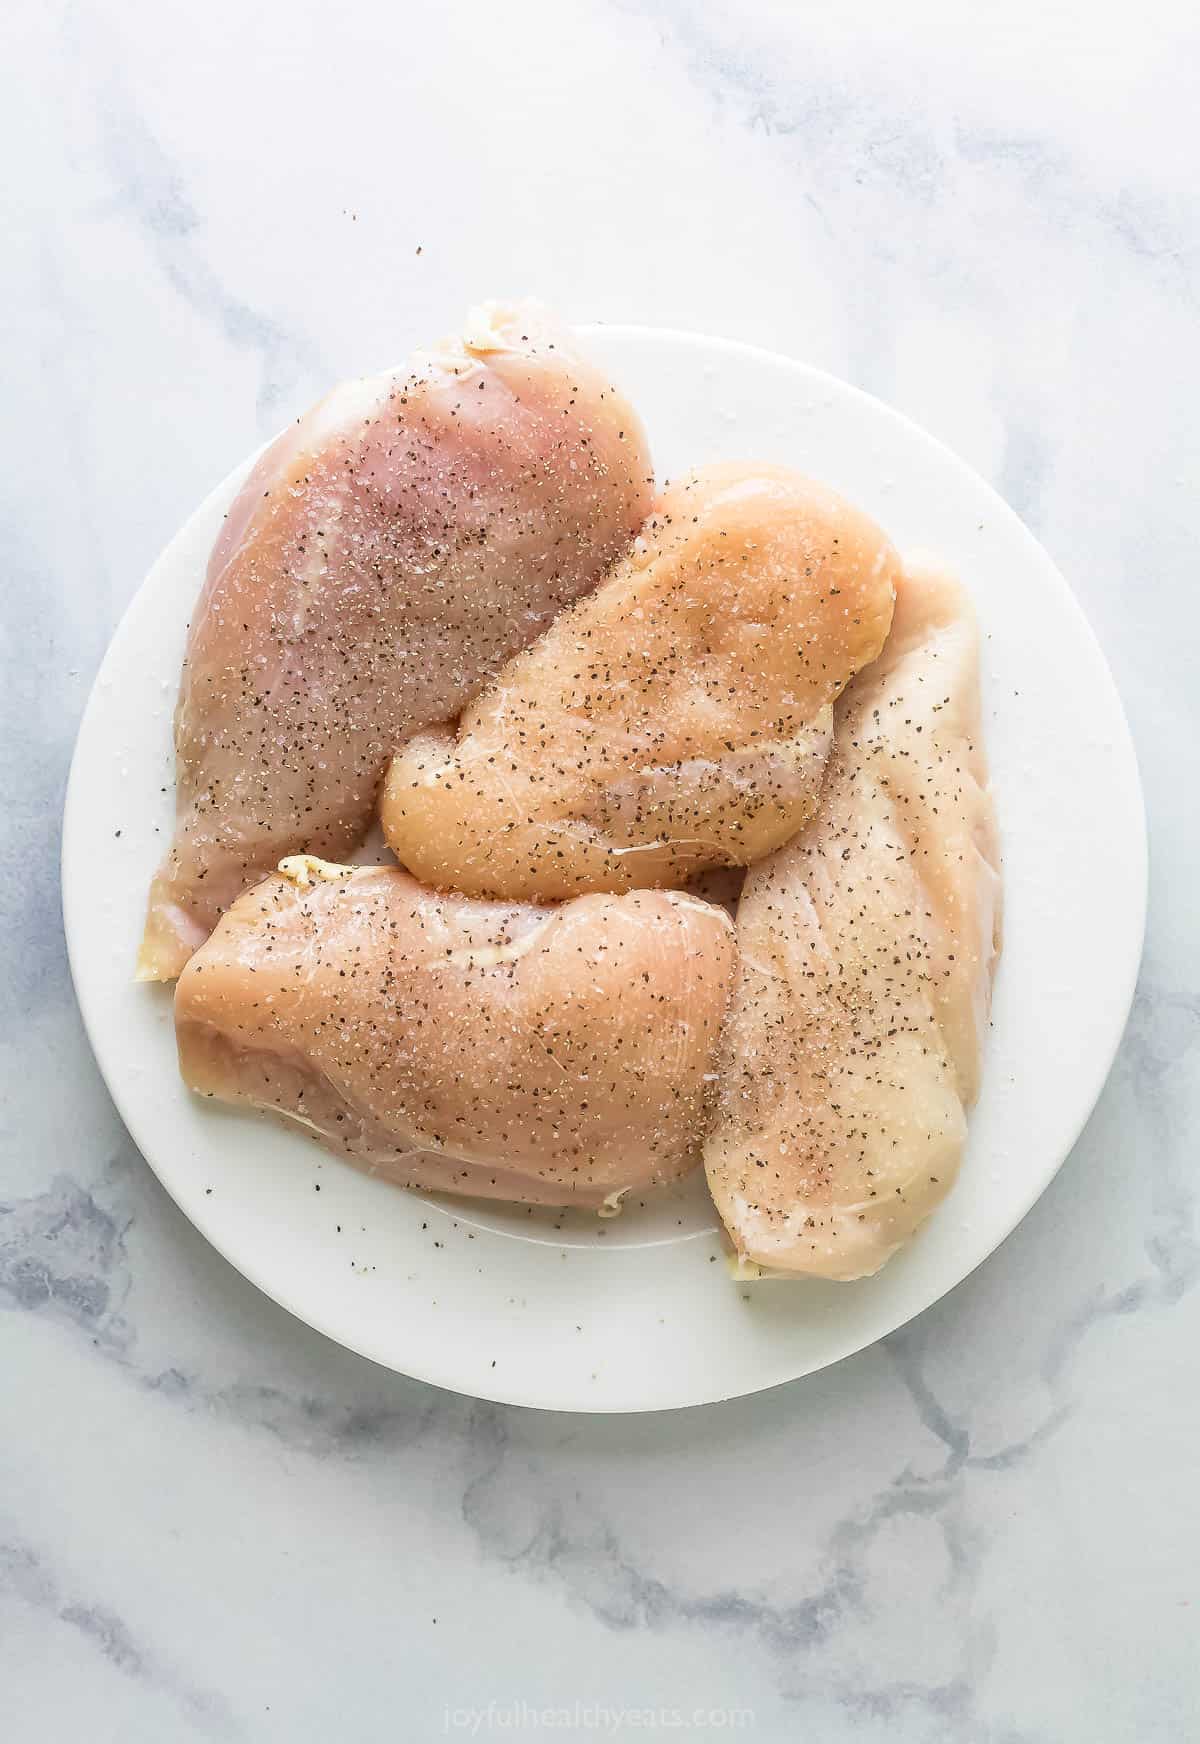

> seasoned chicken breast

[
  {"left": 139, "top": 302, "right": 653, "bottom": 981},
  {"left": 175, "top": 863, "right": 736, "bottom": 1208},
  {"left": 380, "top": 464, "right": 898, "bottom": 901},
  {"left": 704, "top": 557, "right": 1001, "bottom": 1280}
]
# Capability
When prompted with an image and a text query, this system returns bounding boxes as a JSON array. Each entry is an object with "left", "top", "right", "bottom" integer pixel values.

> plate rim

[{"left": 62, "top": 321, "right": 1148, "bottom": 1412}]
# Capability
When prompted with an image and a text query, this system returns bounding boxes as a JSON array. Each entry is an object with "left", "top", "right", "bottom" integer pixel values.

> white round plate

[{"left": 63, "top": 325, "right": 1146, "bottom": 1412}]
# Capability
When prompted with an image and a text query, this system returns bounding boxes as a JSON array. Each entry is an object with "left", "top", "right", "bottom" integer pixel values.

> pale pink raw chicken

[
  {"left": 139, "top": 302, "right": 653, "bottom": 980},
  {"left": 380, "top": 464, "right": 899, "bottom": 901},
  {"left": 704, "top": 557, "right": 1002, "bottom": 1279},
  {"left": 175, "top": 863, "right": 736, "bottom": 1208}
]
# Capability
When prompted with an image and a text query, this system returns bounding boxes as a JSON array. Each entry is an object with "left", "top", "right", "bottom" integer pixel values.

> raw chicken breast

[
  {"left": 175, "top": 862, "right": 736, "bottom": 1208},
  {"left": 380, "top": 464, "right": 898, "bottom": 900},
  {"left": 704, "top": 557, "right": 1002, "bottom": 1280},
  {"left": 139, "top": 302, "right": 653, "bottom": 981}
]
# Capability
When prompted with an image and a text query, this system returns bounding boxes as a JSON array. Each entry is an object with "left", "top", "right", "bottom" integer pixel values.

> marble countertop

[{"left": 5, "top": 2, "right": 1198, "bottom": 1738}]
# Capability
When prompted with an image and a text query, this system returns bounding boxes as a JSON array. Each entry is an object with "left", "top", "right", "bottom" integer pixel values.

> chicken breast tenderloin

[
  {"left": 139, "top": 302, "right": 653, "bottom": 981},
  {"left": 704, "top": 557, "right": 1002, "bottom": 1280},
  {"left": 380, "top": 464, "right": 899, "bottom": 901},
  {"left": 175, "top": 864, "right": 736, "bottom": 1208}
]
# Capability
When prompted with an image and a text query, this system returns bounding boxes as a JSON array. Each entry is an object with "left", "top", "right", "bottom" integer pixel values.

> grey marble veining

[{"left": 4, "top": 1, "right": 1198, "bottom": 1738}]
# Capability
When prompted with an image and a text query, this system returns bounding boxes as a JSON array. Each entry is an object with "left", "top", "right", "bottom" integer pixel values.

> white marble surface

[{"left": 4, "top": 1, "right": 1198, "bottom": 1737}]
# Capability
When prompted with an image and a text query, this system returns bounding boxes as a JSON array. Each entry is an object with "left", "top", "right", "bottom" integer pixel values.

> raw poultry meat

[
  {"left": 175, "top": 862, "right": 736, "bottom": 1208},
  {"left": 704, "top": 556, "right": 1002, "bottom": 1279},
  {"left": 139, "top": 302, "right": 653, "bottom": 980},
  {"left": 380, "top": 463, "right": 898, "bottom": 900}
]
